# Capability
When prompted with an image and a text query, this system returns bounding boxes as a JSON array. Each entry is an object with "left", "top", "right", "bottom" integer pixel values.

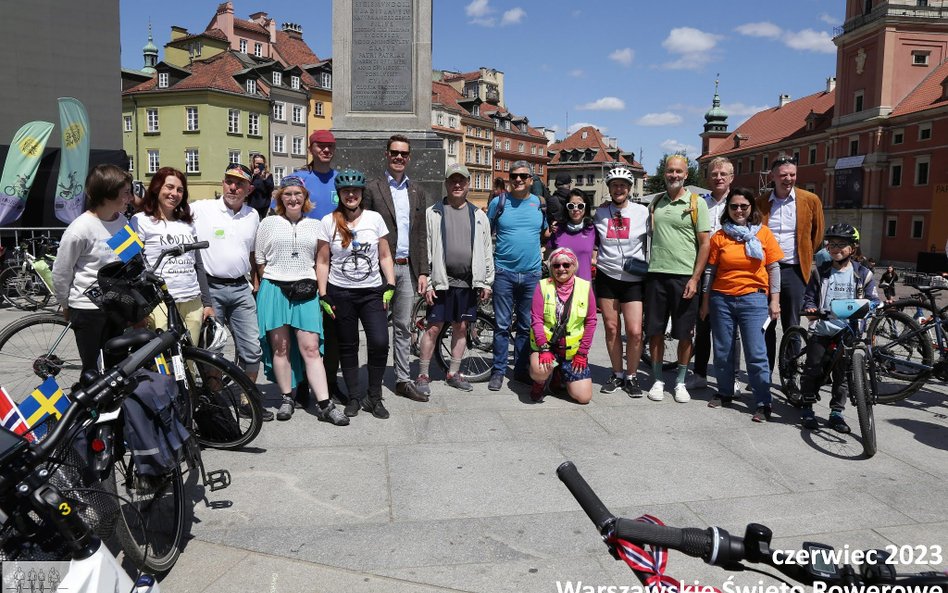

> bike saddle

[{"left": 103, "top": 328, "right": 159, "bottom": 356}]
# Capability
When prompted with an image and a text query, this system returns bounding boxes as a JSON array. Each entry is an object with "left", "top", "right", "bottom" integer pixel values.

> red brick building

[
  {"left": 699, "top": 0, "right": 948, "bottom": 265},
  {"left": 548, "top": 126, "right": 645, "bottom": 204}
]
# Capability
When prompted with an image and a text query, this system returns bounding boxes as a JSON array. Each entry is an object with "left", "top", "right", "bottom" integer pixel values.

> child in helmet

[{"left": 799, "top": 224, "right": 880, "bottom": 431}]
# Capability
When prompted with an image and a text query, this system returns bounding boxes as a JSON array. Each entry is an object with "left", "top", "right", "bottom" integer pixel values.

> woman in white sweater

[{"left": 51, "top": 164, "right": 134, "bottom": 372}]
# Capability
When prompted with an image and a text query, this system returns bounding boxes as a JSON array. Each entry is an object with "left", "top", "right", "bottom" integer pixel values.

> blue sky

[{"left": 120, "top": 0, "right": 841, "bottom": 172}]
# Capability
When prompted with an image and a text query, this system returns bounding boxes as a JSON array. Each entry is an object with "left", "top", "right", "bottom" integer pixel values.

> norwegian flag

[{"left": 0, "top": 385, "right": 34, "bottom": 442}]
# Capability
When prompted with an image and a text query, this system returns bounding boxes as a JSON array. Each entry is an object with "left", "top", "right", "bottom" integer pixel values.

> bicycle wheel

[
  {"left": 850, "top": 348, "right": 876, "bottom": 458},
  {"left": 17, "top": 269, "right": 53, "bottom": 309},
  {"left": 866, "top": 309, "right": 933, "bottom": 404},
  {"left": 639, "top": 320, "right": 678, "bottom": 371},
  {"left": 182, "top": 345, "right": 262, "bottom": 450},
  {"left": 0, "top": 313, "right": 81, "bottom": 402},
  {"left": 436, "top": 312, "right": 496, "bottom": 382},
  {"left": 0, "top": 266, "right": 39, "bottom": 310},
  {"left": 409, "top": 296, "right": 427, "bottom": 357},
  {"left": 111, "top": 445, "right": 186, "bottom": 574},
  {"left": 778, "top": 326, "right": 809, "bottom": 407}
]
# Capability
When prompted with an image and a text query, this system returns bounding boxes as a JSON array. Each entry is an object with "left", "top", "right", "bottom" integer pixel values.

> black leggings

[
  {"left": 326, "top": 284, "right": 389, "bottom": 370},
  {"left": 69, "top": 307, "right": 127, "bottom": 373},
  {"left": 800, "top": 334, "right": 848, "bottom": 412}
]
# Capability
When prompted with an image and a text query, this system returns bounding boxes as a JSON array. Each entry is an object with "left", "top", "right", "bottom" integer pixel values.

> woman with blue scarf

[{"left": 699, "top": 188, "right": 783, "bottom": 421}]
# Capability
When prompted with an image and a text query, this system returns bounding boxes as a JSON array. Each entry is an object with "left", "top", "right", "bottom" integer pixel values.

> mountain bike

[
  {"left": 558, "top": 461, "right": 947, "bottom": 590},
  {"left": 0, "top": 235, "right": 59, "bottom": 311},
  {"left": 0, "top": 330, "right": 180, "bottom": 591},
  {"left": 778, "top": 299, "right": 878, "bottom": 458}
]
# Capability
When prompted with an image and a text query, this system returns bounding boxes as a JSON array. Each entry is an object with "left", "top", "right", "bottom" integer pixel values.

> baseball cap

[
  {"left": 554, "top": 173, "right": 572, "bottom": 186},
  {"left": 224, "top": 162, "right": 252, "bottom": 182},
  {"left": 309, "top": 129, "right": 336, "bottom": 144},
  {"left": 444, "top": 163, "right": 470, "bottom": 179}
]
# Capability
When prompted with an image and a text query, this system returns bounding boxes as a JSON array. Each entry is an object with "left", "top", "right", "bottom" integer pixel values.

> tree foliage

[{"left": 643, "top": 153, "right": 705, "bottom": 195}]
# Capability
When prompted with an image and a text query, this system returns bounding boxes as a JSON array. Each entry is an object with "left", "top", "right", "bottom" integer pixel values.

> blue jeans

[
  {"left": 492, "top": 268, "right": 541, "bottom": 376},
  {"left": 209, "top": 282, "right": 262, "bottom": 373},
  {"left": 709, "top": 290, "right": 771, "bottom": 407}
]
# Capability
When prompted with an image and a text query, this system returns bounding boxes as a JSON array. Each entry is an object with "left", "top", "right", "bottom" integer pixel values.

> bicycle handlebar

[{"left": 149, "top": 241, "right": 209, "bottom": 273}]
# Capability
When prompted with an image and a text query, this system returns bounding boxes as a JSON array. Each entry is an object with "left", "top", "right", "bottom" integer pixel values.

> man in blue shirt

[{"left": 487, "top": 161, "right": 548, "bottom": 391}]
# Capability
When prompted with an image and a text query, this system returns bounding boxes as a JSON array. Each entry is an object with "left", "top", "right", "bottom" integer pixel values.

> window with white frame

[
  {"left": 915, "top": 155, "right": 930, "bottom": 185},
  {"left": 504, "top": 140, "right": 510, "bottom": 150},
  {"left": 146, "top": 108, "right": 159, "bottom": 132},
  {"left": 292, "top": 105, "right": 304, "bottom": 124},
  {"left": 273, "top": 166, "right": 285, "bottom": 185},
  {"left": 228, "top": 109, "right": 240, "bottom": 134},
  {"left": 919, "top": 122, "right": 932, "bottom": 141},
  {"left": 473, "top": 174, "right": 481, "bottom": 191},
  {"left": 495, "top": 140, "right": 501, "bottom": 149},
  {"left": 314, "top": 102, "right": 324, "bottom": 116},
  {"left": 291, "top": 75, "right": 300, "bottom": 90},
  {"left": 531, "top": 145, "right": 536, "bottom": 155},
  {"left": 465, "top": 146, "right": 473, "bottom": 163},
  {"left": 254, "top": 43, "right": 262, "bottom": 57},
  {"left": 272, "top": 71, "right": 282, "bottom": 86},
  {"left": 449, "top": 116, "right": 456, "bottom": 128},
  {"left": 886, "top": 216, "right": 897, "bottom": 238},
  {"left": 158, "top": 72, "right": 169, "bottom": 88},
  {"left": 123, "top": 115, "right": 132, "bottom": 132},
  {"left": 239, "top": 39, "right": 247, "bottom": 53},
  {"left": 321, "top": 72, "right": 331, "bottom": 88},
  {"left": 273, "top": 102, "right": 285, "bottom": 121},
  {"left": 246, "top": 79, "right": 256, "bottom": 95},
  {"left": 292, "top": 136, "right": 305, "bottom": 155},
  {"left": 185, "top": 148, "right": 199, "bottom": 173},
  {"left": 447, "top": 139, "right": 457, "bottom": 156},
  {"left": 537, "top": 164, "right": 543, "bottom": 174},
  {"left": 273, "top": 134, "right": 285, "bottom": 154},
  {"left": 475, "top": 147, "right": 482, "bottom": 165},
  {"left": 229, "top": 150, "right": 241, "bottom": 164},
  {"left": 495, "top": 159, "right": 501, "bottom": 170},
  {"left": 185, "top": 106, "right": 198, "bottom": 131},
  {"left": 147, "top": 149, "right": 159, "bottom": 173},
  {"left": 911, "top": 216, "right": 924, "bottom": 239},
  {"left": 248, "top": 113, "right": 260, "bottom": 136},
  {"left": 503, "top": 161, "right": 510, "bottom": 171},
  {"left": 485, "top": 148, "right": 491, "bottom": 161},
  {"left": 472, "top": 105, "right": 480, "bottom": 117},
  {"left": 518, "top": 142, "right": 524, "bottom": 153},
  {"left": 128, "top": 155, "right": 134, "bottom": 172},
  {"left": 912, "top": 50, "right": 930, "bottom": 66},
  {"left": 890, "top": 160, "right": 903, "bottom": 187}
]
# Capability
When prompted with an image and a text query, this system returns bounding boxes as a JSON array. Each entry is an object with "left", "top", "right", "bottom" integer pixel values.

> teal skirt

[{"left": 257, "top": 278, "right": 323, "bottom": 388}]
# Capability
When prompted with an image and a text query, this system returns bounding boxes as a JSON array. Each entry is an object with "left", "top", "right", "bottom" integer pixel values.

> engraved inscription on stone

[{"left": 351, "top": 0, "right": 414, "bottom": 112}]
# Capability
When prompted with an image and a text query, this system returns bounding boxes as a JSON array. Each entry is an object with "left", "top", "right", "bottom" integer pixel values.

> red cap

[{"left": 309, "top": 129, "right": 336, "bottom": 144}]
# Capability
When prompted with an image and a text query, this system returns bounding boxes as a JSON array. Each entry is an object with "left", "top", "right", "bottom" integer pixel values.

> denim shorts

[{"left": 557, "top": 353, "right": 592, "bottom": 382}]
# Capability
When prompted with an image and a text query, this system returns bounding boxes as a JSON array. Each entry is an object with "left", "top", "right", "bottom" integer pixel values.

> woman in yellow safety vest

[{"left": 528, "top": 247, "right": 598, "bottom": 403}]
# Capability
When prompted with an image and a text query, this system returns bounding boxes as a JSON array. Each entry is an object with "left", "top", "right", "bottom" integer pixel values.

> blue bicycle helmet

[{"left": 334, "top": 169, "right": 366, "bottom": 190}]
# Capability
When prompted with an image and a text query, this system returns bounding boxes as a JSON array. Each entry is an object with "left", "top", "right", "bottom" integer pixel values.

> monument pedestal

[{"left": 332, "top": 0, "right": 444, "bottom": 203}]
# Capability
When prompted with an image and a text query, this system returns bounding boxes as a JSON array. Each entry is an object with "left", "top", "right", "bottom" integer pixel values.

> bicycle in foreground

[
  {"left": 558, "top": 460, "right": 947, "bottom": 591},
  {"left": 778, "top": 299, "right": 878, "bottom": 458},
  {"left": 0, "top": 330, "right": 181, "bottom": 591}
]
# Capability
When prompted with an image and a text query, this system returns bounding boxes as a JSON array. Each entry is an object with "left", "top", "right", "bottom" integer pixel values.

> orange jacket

[{"left": 756, "top": 187, "right": 825, "bottom": 284}]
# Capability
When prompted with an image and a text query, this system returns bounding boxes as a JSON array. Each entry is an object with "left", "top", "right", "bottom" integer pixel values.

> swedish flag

[
  {"left": 19, "top": 377, "right": 70, "bottom": 429},
  {"left": 154, "top": 353, "right": 171, "bottom": 375},
  {"left": 106, "top": 224, "right": 144, "bottom": 263}
]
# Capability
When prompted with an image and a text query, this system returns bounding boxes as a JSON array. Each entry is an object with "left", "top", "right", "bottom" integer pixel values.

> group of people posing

[{"left": 51, "top": 130, "right": 878, "bottom": 433}]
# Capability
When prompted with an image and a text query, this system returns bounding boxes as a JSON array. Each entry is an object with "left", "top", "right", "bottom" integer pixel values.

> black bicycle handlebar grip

[
  {"left": 188, "top": 241, "right": 210, "bottom": 251},
  {"left": 118, "top": 330, "right": 179, "bottom": 377},
  {"left": 614, "top": 518, "right": 713, "bottom": 559},
  {"left": 556, "top": 461, "right": 615, "bottom": 532}
]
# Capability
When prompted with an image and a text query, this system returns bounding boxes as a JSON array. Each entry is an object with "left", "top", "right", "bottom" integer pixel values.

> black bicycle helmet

[
  {"left": 334, "top": 169, "right": 366, "bottom": 190},
  {"left": 824, "top": 223, "right": 859, "bottom": 244}
]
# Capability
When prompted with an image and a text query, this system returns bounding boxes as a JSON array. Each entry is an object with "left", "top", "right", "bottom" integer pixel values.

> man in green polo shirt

[{"left": 645, "top": 155, "right": 710, "bottom": 404}]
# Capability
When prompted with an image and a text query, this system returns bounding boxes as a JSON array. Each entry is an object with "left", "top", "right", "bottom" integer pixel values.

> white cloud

[
  {"left": 819, "top": 13, "right": 842, "bottom": 26},
  {"left": 662, "top": 27, "right": 720, "bottom": 55},
  {"left": 568, "top": 69, "right": 584, "bottom": 78},
  {"left": 660, "top": 139, "right": 697, "bottom": 155},
  {"left": 734, "top": 21, "right": 782, "bottom": 39},
  {"left": 576, "top": 96, "right": 626, "bottom": 111},
  {"left": 720, "top": 102, "right": 771, "bottom": 116},
  {"left": 466, "top": 0, "right": 496, "bottom": 26},
  {"left": 567, "top": 122, "right": 607, "bottom": 135},
  {"left": 608, "top": 48, "right": 634, "bottom": 66},
  {"left": 636, "top": 112, "right": 683, "bottom": 126},
  {"left": 500, "top": 7, "right": 526, "bottom": 25},
  {"left": 784, "top": 29, "right": 836, "bottom": 54}
]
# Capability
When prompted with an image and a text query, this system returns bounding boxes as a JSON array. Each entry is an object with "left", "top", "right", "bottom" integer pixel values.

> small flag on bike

[
  {"left": 154, "top": 353, "right": 171, "bottom": 375},
  {"left": 106, "top": 224, "right": 144, "bottom": 263},
  {"left": 0, "top": 386, "right": 34, "bottom": 442},
  {"left": 19, "top": 377, "right": 70, "bottom": 433}
]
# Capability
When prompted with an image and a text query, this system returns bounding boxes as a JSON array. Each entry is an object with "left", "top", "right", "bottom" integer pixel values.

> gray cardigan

[{"left": 426, "top": 198, "right": 494, "bottom": 291}]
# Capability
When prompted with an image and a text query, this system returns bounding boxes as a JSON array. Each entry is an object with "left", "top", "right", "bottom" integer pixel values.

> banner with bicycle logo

[
  {"left": 54, "top": 97, "right": 91, "bottom": 225},
  {"left": 0, "top": 121, "right": 54, "bottom": 226}
]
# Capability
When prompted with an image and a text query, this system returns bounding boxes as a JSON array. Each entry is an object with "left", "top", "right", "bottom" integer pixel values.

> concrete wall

[{"left": 0, "top": 0, "right": 122, "bottom": 151}]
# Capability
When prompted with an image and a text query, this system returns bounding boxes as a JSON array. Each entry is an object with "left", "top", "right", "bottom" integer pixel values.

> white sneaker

[
  {"left": 687, "top": 374, "right": 708, "bottom": 389},
  {"left": 673, "top": 383, "right": 691, "bottom": 403},
  {"left": 647, "top": 381, "right": 665, "bottom": 401}
]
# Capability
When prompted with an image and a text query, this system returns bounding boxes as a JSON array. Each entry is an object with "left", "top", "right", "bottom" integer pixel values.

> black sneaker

[
  {"left": 344, "top": 398, "right": 360, "bottom": 417},
  {"left": 239, "top": 403, "right": 274, "bottom": 422},
  {"left": 801, "top": 411, "right": 819, "bottom": 430},
  {"left": 362, "top": 398, "right": 390, "bottom": 419},
  {"left": 600, "top": 374, "right": 624, "bottom": 394},
  {"left": 316, "top": 402, "right": 350, "bottom": 426},
  {"left": 623, "top": 376, "right": 643, "bottom": 398},
  {"left": 488, "top": 372, "right": 504, "bottom": 391},
  {"left": 827, "top": 413, "right": 851, "bottom": 434}
]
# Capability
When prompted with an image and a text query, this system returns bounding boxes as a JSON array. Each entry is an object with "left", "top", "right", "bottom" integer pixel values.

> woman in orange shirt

[{"left": 699, "top": 188, "right": 783, "bottom": 421}]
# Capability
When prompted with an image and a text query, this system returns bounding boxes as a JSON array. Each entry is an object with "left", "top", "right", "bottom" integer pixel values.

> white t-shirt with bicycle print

[{"left": 317, "top": 211, "right": 389, "bottom": 290}]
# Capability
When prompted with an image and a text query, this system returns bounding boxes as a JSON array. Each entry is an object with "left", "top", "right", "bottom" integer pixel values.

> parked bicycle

[
  {"left": 778, "top": 299, "right": 878, "bottom": 458},
  {"left": 558, "top": 461, "right": 947, "bottom": 590},
  {"left": 408, "top": 295, "right": 497, "bottom": 383},
  {"left": 0, "top": 235, "right": 59, "bottom": 311}
]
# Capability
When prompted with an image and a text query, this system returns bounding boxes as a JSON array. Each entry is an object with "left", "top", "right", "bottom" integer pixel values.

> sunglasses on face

[
  {"left": 551, "top": 262, "right": 572, "bottom": 269},
  {"left": 388, "top": 150, "right": 410, "bottom": 158},
  {"left": 510, "top": 173, "right": 531, "bottom": 180},
  {"left": 566, "top": 202, "right": 586, "bottom": 211},
  {"left": 827, "top": 241, "right": 851, "bottom": 249},
  {"left": 729, "top": 203, "right": 751, "bottom": 211}
]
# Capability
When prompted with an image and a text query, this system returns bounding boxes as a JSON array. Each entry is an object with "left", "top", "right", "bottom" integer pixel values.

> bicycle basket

[{"left": 96, "top": 257, "right": 162, "bottom": 324}]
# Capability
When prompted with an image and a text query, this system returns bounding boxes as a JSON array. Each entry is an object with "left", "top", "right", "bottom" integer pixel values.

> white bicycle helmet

[
  {"left": 605, "top": 166, "right": 634, "bottom": 185},
  {"left": 199, "top": 317, "right": 229, "bottom": 351}
]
